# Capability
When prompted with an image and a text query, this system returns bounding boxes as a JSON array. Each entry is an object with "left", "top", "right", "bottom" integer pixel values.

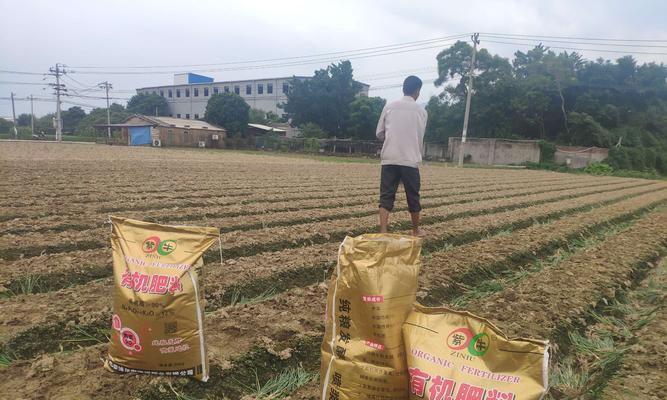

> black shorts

[{"left": 379, "top": 165, "right": 421, "bottom": 213}]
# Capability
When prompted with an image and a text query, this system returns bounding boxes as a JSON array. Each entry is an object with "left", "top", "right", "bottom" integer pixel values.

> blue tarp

[{"left": 129, "top": 126, "right": 152, "bottom": 146}]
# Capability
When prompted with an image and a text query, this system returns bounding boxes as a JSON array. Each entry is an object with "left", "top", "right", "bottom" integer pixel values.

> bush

[
  {"left": 539, "top": 140, "right": 556, "bottom": 163},
  {"left": 304, "top": 138, "right": 320, "bottom": 153},
  {"left": 584, "top": 162, "right": 613, "bottom": 175},
  {"left": 300, "top": 122, "right": 327, "bottom": 139}
]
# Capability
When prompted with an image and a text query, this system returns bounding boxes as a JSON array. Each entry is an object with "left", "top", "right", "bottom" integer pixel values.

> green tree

[
  {"left": 61, "top": 106, "right": 87, "bottom": 132},
  {"left": 75, "top": 103, "right": 131, "bottom": 136},
  {"left": 0, "top": 118, "right": 12, "bottom": 134},
  {"left": 35, "top": 113, "right": 55, "bottom": 134},
  {"left": 284, "top": 60, "right": 361, "bottom": 136},
  {"left": 425, "top": 40, "right": 667, "bottom": 174},
  {"left": 248, "top": 108, "right": 268, "bottom": 124},
  {"left": 16, "top": 113, "right": 32, "bottom": 127},
  {"left": 126, "top": 93, "right": 169, "bottom": 116},
  {"left": 347, "top": 96, "right": 386, "bottom": 140},
  {"left": 300, "top": 122, "right": 327, "bottom": 138},
  {"left": 204, "top": 93, "right": 250, "bottom": 135}
]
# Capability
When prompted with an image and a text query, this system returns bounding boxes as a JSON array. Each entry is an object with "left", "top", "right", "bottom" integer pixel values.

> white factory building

[{"left": 136, "top": 73, "right": 371, "bottom": 120}]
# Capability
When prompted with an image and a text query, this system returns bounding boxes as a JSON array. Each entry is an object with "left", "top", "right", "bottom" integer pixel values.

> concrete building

[
  {"left": 554, "top": 146, "right": 609, "bottom": 168},
  {"left": 446, "top": 137, "right": 541, "bottom": 165},
  {"left": 136, "top": 73, "right": 370, "bottom": 120}
]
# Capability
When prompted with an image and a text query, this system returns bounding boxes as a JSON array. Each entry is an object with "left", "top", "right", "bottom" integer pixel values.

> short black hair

[{"left": 403, "top": 75, "right": 423, "bottom": 95}]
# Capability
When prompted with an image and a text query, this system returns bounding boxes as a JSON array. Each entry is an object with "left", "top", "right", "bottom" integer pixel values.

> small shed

[
  {"left": 554, "top": 146, "right": 609, "bottom": 168},
  {"left": 96, "top": 115, "right": 226, "bottom": 148},
  {"left": 447, "top": 137, "right": 541, "bottom": 165},
  {"left": 246, "top": 123, "right": 287, "bottom": 137}
]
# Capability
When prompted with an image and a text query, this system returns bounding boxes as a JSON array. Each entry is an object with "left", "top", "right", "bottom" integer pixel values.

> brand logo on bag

[
  {"left": 446, "top": 327, "right": 490, "bottom": 357},
  {"left": 142, "top": 236, "right": 177, "bottom": 256},
  {"left": 362, "top": 295, "right": 384, "bottom": 303}
]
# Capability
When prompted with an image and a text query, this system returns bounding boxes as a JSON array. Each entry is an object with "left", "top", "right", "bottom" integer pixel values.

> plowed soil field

[{"left": 1, "top": 141, "right": 665, "bottom": 400}]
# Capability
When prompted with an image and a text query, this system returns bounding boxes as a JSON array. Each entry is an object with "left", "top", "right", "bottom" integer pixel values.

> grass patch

[
  {"left": 8, "top": 275, "right": 42, "bottom": 296},
  {"left": 229, "top": 287, "right": 278, "bottom": 307},
  {"left": 3, "top": 264, "right": 110, "bottom": 297},
  {"left": 0, "top": 350, "right": 16, "bottom": 368},
  {"left": 239, "top": 367, "right": 318, "bottom": 399},
  {"left": 138, "top": 335, "right": 322, "bottom": 400},
  {"left": 423, "top": 200, "right": 666, "bottom": 305},
  {"left": 546, "top": 258, "right": 666, "bottom": 399},
  {"left": 0, "top": 314, "right": 111, "bottom": 360}
]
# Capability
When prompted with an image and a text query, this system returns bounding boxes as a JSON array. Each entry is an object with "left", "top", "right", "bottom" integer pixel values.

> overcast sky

[{"left": 1, "top": 0, "right": 666, "bottom": 118}]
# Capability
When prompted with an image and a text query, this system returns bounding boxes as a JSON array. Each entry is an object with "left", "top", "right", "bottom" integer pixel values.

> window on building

[
  {"left": 177, "top": 113, "right": 181, "bottom": 118},
  {"left": 176, "top": 89, "right": 181, "bottom": 98},
  {"left": 169, "top": 114, "right": 173, "bottom": 117},
  {"left": 246, "top": 84, "right": 252, "bottom": 95},
  {"left": 194, "top": 113, "right": 199, "bottom": 119},
  {"left": 160, "top": 90, "right": 164, "bottom": 97},
  {"left": 224, "top": 86, "right": 230, "bottom": 93},
  {"left": 168, "top": 89, "right": 173, "bottom": 98},
  {"left": 234, "top": 85, "right": 240, "bottom": 95},
  {"left": 267, "top": 83, "right": 273, "bottom": 94},
  {"left": 152, "top": 91, "right": 156, "bottom": 95},
  {"left": 213, "top": 87, "right": 219, "bottom": 94},
  {"left": 185, "top": 88, "right": 190, "bottom": 97},
  {"left": 185, "top": 114, "right": 190, "bottom": 119},
  {"left": 282, "top": 82, "right": 289, "bottom": 94},
  {"left": 257, "top": 83, "right": 264, "bottom": 95},
  {"left": 194, "top": 88, "right": 199, "bottom": 97},
  {"left": 204, "top": 87, "right": 209, "bottom": 96}
]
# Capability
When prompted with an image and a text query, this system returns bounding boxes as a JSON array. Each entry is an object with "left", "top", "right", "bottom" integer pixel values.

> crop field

[{"left": 0, "top": 141, "right": 666, "bottom": 399}]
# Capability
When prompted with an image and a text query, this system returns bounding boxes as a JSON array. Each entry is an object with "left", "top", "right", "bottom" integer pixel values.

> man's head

[{"left": 403, "top": 75, "right": 423, "bottom": 100}]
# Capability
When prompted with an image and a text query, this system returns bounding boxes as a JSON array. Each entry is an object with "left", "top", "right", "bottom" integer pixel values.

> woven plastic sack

[
  {"left": 320, "top": 234, "right": 422, "bottom": 400},
  {"left": 402, "top": 304, "right": 549, "bottom": 400},
  {"left": 104, "top": 216, "right": 219, "bottom": 382}
]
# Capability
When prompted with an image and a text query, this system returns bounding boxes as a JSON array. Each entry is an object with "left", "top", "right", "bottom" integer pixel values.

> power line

[
  {"left": 480, "top": 32, "right": 667, "bottom": 43},
  {"left": 67, "top": 33, "right": 471, "bottom": 69},
  {"left": 0, "top": 69, "right": 46, "bottom": 75},
  {"left": 483, "top": 39, "right": 667, "bottom": 56},
  {"left": 0, "top": 81, "right": 50, "bottom": 86},
  {"left": 369, "top": 78, "right": 437, "bottom": 90},
  {"left": 66, "top": 92, "right": 130, "bottom": 100},
  {"left": 68, "top": 40, "right": 466, "bottom": 75},
  {"left": 483, "top": 35, "right": 667, "bottom": 49},
  {"left": 62, "top": 74, "right": 99, "bottom": 89},
  {"left": 61, "top": 99, "right": 100, "bottom": 109}
]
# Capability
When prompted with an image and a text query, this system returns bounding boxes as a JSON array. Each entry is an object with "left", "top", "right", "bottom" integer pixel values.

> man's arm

[
  {"left": 376, "top": 106, "right": 388, "bottom": 141},
  {"left": 419, "top": 108, "right": 427, "bottom": 157}
]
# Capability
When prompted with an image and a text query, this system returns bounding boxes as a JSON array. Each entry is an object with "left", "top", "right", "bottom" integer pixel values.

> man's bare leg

[
  {"left": 379, "top": 207, "right": 390, "bottom": 233},
  {"left": 411, "top": 212, "right": 424, "bottom": 237}
]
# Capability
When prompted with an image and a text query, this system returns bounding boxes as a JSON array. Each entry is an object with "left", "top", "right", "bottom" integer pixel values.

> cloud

[{"left": 1, "top": 0, "right": 665, "bottom": 117}]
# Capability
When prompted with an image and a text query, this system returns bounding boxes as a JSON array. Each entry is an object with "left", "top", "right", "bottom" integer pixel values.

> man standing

[{"left": 376, "top": 75, "right": 427, "bottom": 236}]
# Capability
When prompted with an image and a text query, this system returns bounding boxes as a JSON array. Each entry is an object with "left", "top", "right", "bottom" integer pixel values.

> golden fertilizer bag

[
  {"left": 104, "top": 216, "right": 219, "bottom": 382},
  {"left": 402, "top": 304, "right": 549, "bottom": 400},
  {"left": 320, "top": 234, "right": 422, "bottom": 400}
]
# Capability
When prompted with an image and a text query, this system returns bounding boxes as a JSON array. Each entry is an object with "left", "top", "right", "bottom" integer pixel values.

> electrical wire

[
  {"left": 480, "top": 32, "right": 667, "bottom": 43},
  {"left": 68, "top": 33, "right": 471, "bottom": 69},
  {"left": 68, "top": 40, "right": 464, "bottom": 75},
  {"left": 483, "top": 39, "right": 667, "bottom": 56},
  {"left": 0, "top": 81, "right": 50, "bottom": 86},
  {"left": 484, "top": 34, "right": 667, "bottom": 49},
  {"left": 0, "top": 70, "right": 46, "bottom": 76}
]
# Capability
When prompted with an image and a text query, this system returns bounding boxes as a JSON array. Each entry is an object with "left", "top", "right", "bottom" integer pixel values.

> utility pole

[
  {"left": 458, "top": 33, "right": 480, "bottom": 167},
  {"left": 49, "top": 63, "right": 67, "bottom": 141},
  {"left": 29, "top": 95, "right": 35, "bottom": 136},
  {"left": 99, "top": 81, "right": 113, "bottom": 139},
  {"left": 10, "top": 92, "right": 18, "bottom": 139}
]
